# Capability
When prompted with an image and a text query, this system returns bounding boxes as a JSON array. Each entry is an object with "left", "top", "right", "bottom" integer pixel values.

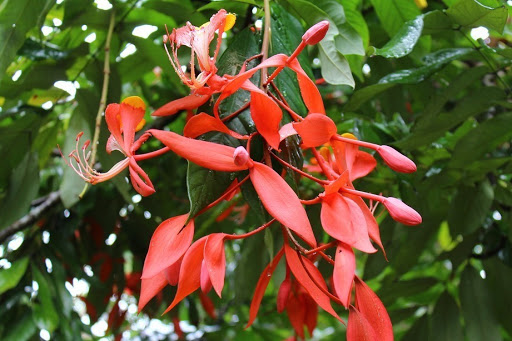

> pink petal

[
  {"left": 347, "top": 305, "right": 379, "bottom": 341},
  {"left": 344, "top": 196, "right": 377, "bottom": 253},
  {"left": 250, "top": 162, "right": 316, "bottom": 247},
  {"left": 288, "top": 59, "right": 325, "bottom": 114},
  {"left": 321, "top": 193, "right": 356, "bottom": 245},
  {"left": 293, "top": 114, "right": 337, "bottom": 148},
  {"left": 350, "top": 151, "right": 377, "bottom": 181},
  {"left": 248, "top": 87, "right": 282, "bottom": 150},
  {"left": 138, "top": 271, "right": 167, "bottom": 312},
  {"left": 200, "top": 260, "right": 213, "bottom": 293},
  {"left": 141, "top": 214, "right": 194, "bottom": 279}
]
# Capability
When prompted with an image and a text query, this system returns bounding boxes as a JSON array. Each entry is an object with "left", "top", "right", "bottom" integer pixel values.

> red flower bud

[
  {"left": 376, "top": 145, "right": 417, "bottom": 173},
  {"left": 233, "top": 146, "right": 251, "bottom": 167},
  {"left": 302, "top": 20, "right": 330, "bottom": 45},
  {"left": 382, "top": 197, "right": 422, "bottom": 225},
  {"left": 277, "top": 277, "right": 292, "bottom": 313}
]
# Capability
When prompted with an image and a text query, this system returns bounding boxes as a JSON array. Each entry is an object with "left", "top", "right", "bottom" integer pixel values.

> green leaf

[
  {"left": 32, "top": 266, "right": 60, "bottom": 333},
  {"left": 459, "top": 266, "right": 502, "bottom": 341},
  {"left": 395, "top": 86, "right": 504, "bottom": 150},
  {"left": 430, "top": 291, "right": 464, "bottom": 341},
  {"left": 0, "top": 152, "right": 39, "bottom": 230},
  {"left": 343, "top": 83, "right": 395, "bottom": 112},
  {"left": 59, "top": 90, "right": 96, "bottom": 208},
  {"left": 2, "top": 313, "right": 37, "bottom": 341},
  {"left": 0, "top": 0, "right": 54, "bottom": 78},
  {"left": 483, "top": 258, "right": 512, "bottom": 336},
  {"left": 450, "top": 112, "right": 512, "bottom": 168},
  {"left": 0, "top": 257, "right": 29, "bottom": 295},
  {"left": 372, "top": 15, "right": 424, "bottom": 58},
  {"left": 379, "top": 48, "right": 473, "bottom": 84},
  {"left": 401, "top": 313, "right": 430, "bottom": 341},
  {"left": 447, "top": 180, "right": 494, "bottom": 236},
  {"left": 446, "top": 0, "right": 507, "bottom": 33},
  {"left": 377, "top": 277, "right": 439, "bottom": 306},
  {"left": 370, "top": 0, "right": 421, "bottom": 37},
  {"left": 423, "top": 10, "right": 454, "bottom": 35}
]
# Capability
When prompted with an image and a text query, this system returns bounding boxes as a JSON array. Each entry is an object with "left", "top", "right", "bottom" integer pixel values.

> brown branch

[{"left": 0, "top": 191, "right": 61, "bottom": 244}]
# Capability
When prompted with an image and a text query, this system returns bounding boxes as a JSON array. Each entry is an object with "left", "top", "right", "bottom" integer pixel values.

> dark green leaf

[
  {"left": 483, "top": 258, "right": 512, "bottom": 336},
  {"left": 370, "top": 0, "right": 421, "bottom": 37},
  {"left": 423, "top": 10, "right": 454, "bottom": 35},
  {"left": 372, "top": 15, "right": 424, "bottom": 58},
  {"left": 0, "top": 0, "right": 54, "bottom": 77},
  {"left": 446, "top": 0, "right": 507, "bottom": 33},
  {"left": 2, "top": 313, "right": 37, "bottom": 341},
  {"left": 32, "top": 266, "right": 60, "bottom": 332},
  {"left": 459, "top": 266, "right": 502, "bottom": 341},
  {"left": 0, "top": 152, "right": 39, "bottom": 230},
  {"left": 343, "top": 83, "right": 395, "bottom": 112},
  {"left": 0, "top": 257, "right": 29, "bottom": 295},
  {"left": 450, "top": 112, "right": 512, "bottom": 167},
  {"left": 448, "top": 180, "right": 493, "bottom": 236},
  {"left": 377, "top": 277, "right": 439, "bottom": 306},
  {"left": 430, "top": 291, "right": 464, "bottom": 341},
  {"left": 401, "top": 313, "right": 430, "bottom": 341}
]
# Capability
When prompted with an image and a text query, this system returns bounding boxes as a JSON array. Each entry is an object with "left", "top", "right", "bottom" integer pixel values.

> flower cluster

[{"left": 65, "top": 10, "right": 421, "bottom": 340}]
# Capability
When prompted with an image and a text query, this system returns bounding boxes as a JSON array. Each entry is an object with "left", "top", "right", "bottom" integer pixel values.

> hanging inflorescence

[{"left": 65, "top": 10, "right": 421, "bottom": 340}]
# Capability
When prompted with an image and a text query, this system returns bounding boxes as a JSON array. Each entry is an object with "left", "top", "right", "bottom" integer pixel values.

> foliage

[{"left": 1, "top": 0, "right": 512, "bottom": 340}]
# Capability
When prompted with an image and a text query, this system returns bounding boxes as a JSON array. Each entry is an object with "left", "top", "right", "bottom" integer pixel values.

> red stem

[
  {"left": 270, "top": 152, "right": 328, "bottom": 185},
  {"left": 221, "top": 101, "right": 250, "bottom": 123},
  {"left": 305, "top": 241, "right": 337, "bottom": 255},
  {"left": 331, "top": 134, "right": 378, "bottom": 150},
  {"left": 195, "top": 175, "right": 250, "bottom": 217},
  {"left": 225, "top": 218, "right": 276, "bottom": 240},
  {"left": 310, "top": 148, "right": 335, "bottom": 181}
]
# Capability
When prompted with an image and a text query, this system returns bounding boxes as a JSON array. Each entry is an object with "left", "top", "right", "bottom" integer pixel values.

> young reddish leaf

[
  {"left": 138, "top": 271, "right": 168, "bottom": 312},
  {"left": 277, "top": 277, "right": 292, "bottom": 313},
  {"left": 354, "top": 276, "right": 393, "bottom": 341},
  {"left": 152, "top": 92, "right": 211, "bottom": 117},
  {"left": 347, "top": 305, "right": 379, "bottom": 341},
  {"left": 321, "top": 193, "right": 357, "bottom": 245},
  {"left": 250, "top": 162, "right": 316, "bottom": 247},
  {"left": 284, "top": 243, "right": 342, "bottom": 322},
  {"left": 293, "top": 114, "right": 337, "bottom": 148},
  {"left": 286, "top": 293, "right": 306, "bottom": 338},
  {"left": 332, "top": 242, "right": 355, "bottom": 307},
  {"left": 344, "top": 196, "right": 377, "bottom": 253},
  {"left": 288, "top": 59, "right": 325, "bottom": 114},
  {"left": 183, "top": 113, "right": 245, "bottom": 139},
  {"left": 148, "top": 129, "right": 250, "bottom": 172},
  {"left": 141, "top": 214, "right": 194, "bottom": 279},
  {"left": 164, "top": 237, "right": 208, "bottom": 314},
  {"left": 204, "top": 233, "right": 226, "bottom": 297},
  {"left": 200, "top": 260, "right": 213, "bottom": 293},
  {"left": 246, "top": 248, "right": 285, "bottom": 328}
]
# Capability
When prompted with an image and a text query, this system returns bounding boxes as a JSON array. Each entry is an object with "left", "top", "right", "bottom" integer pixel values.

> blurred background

[{"left": 1, "top": 0, "right": 512, "bottom": 340}]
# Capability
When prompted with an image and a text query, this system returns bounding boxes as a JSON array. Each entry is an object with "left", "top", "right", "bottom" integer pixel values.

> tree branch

[{"left": 0, "top": 191, "right": 61, "bottom": 244}]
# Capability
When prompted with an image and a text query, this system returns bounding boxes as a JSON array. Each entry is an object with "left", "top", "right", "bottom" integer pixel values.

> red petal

[
  {"left": 331, "top": 139, "right": 358, "bottom": 176},
  {"left": 141, "top": 214, "right": 194, "bottom": 279},
  {"left": 200, "top": 260, "right": 213, "bottom": 293},
  {"left": 198, "top": 291, "right": 217, "bottom": 319},
  {"left": 288, "top": 59, "right": 325, "bottom": 114},
  {"left": 351, "top": 151, "right": 377, "bottom": 181},
  {"left": 164, "top": 257, "right": 183, "bottom": 286},
  {"left": 354, "top": 276, "right": 393, "bottom": 341},
  {"left": 284, "top": 243, "right": 342, "bottom": 322},
  {"left": 347, "top": 305, "right": 379, "bottom": 341},
  {"left": 242, "top": 81, "right": 282, "bottom": 150},
  {"left": 293, "top": 114, "right": 337, "bottom": 148},
  {"left": 344, "top": 196, "right": 377, "bottom": 253},
  {"left": 321, "top": 193, "right": 357, "bottom": 245},
  {"left": 119, "top": 102, "right": 145, "bottom": 153},
  {"left": 129, "top": 158, "right": 156, "bottom": 197},
  {"left": 183, "top": 112, "right": 245, "bottom": 139},
  {"left": 286, "top": 293, "right": 306, "bottom": 338},
  {"left": 138, "top": 271, "right": 167, "bottom": 312},
  {"left": 332, "top": 242, "right": 355, "bottom": 307},
  {"left": 204, "top": 233, "right": 226, "bottom": 297},
  {"left": 348, "top": 194, "right": 385, "bottom": 256},
  {"left": 323, "top": 170, "right": 349, "bottom": 196},
  {"left": 164, "top": 237, "right": 208, "bottom": 314},
  {"left": 277, "top": 276, "right": 292, "bottom": 313},
  {"left": 152, "top": 93, "right": 211, "bottom": 117},
  {"left": 148, "top": 129, "right": 250, "bottom": 172},
  {"left": 279, "top": 122, "right": 298, "bottom": 142},
  {"left": 246, "top": 248, "right": 285, "bottom": 328},
  {"left": 303, "top": 294, "right": 318, "bottom": 336},
  {"left": 250, "top": 162, "right": 316, "bottom": 247}
]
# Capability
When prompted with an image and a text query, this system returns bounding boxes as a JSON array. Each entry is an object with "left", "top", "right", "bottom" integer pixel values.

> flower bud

[
  {"left": 302, "top": 20, "right": 330, "bottom": 45},
  {"left": 233, "top": 146, "right": 251, "bottom": 167},
  {"left": 376, "top": 145, "right": 417, "bottom": 173},
  {"left": 382, "top": 197, "right": 422, "bottom": 225}
]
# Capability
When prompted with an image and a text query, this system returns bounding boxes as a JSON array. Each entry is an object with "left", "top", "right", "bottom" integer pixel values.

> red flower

[{"left": 64, "top": 96, "right": 155, "bottom": 196}]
